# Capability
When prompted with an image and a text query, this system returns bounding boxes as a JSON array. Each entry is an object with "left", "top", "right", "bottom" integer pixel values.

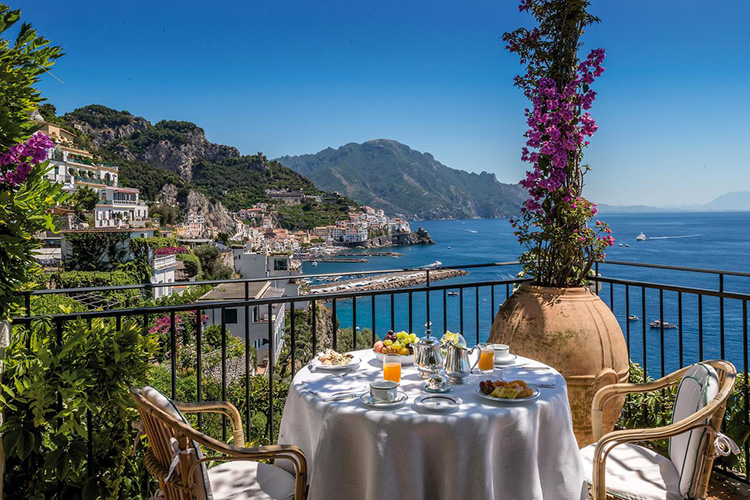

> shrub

[{"left": 1, "top": 316, "right": 158, "bottom": 498}]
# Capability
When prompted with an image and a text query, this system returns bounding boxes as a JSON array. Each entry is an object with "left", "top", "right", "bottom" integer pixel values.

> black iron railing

[{"left": 8, "top": 259, "right": 750, "bottom": 485}]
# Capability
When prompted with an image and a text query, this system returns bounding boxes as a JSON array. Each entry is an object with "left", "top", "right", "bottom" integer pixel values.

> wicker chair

[
  {"left": 132, "top": 387, "right": 307, "bottom": 500},
  {"left": 580, "top": 360, "right": 738, "bottom": 500}
]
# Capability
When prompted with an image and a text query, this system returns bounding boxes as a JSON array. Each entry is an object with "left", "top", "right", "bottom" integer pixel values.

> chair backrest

[
  {"left": 668, "top": 362, "right": 720, "bottom": 498},
  {"left": 133, "top": 387, "right": 213, "bottom": 500}
]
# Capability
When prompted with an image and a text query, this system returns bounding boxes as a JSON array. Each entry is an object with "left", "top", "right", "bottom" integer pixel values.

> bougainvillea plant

[
  {"left": 154, "top": 246, "right": 188, "bottom": 256},
  {"left": 506, "top": 0, "right": 614, "bottom": 287}
]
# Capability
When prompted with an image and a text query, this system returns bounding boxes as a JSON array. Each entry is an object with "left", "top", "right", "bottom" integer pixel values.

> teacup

[
  {"left": 494, "top": 344, "right": 511, "bottom": 363},
  {"left": 370, "top": 380, "right": 398, "bottom": 402}
]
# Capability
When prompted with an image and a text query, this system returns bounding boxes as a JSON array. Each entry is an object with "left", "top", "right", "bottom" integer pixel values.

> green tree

[
  {"left": 193, "top": 243, "right": 232, "bottom": 279},
  {"left": 0, "top": 4, "right": 66, "bottom": 320},
  {"left": 72, "top": 185, "right": 98, "bottom": 216},
  {"left": 0, "top": 5, "right": 63, "bottom": 148}
]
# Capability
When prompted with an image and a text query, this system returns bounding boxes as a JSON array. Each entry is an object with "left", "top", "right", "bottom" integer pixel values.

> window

[
  {"left": 225, "top": 308, "right": 238, "bottom": 324},
  {"left": 273, "top": 259, "right": 288, "bottom": 271}
]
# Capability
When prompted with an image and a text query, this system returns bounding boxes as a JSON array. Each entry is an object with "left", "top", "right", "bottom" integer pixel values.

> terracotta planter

[{"left": 488, "top": 284, "right": 628, "bottom": 447}]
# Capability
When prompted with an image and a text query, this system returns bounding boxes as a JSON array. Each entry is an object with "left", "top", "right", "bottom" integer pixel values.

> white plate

[
  {"left": 312, "top": 355, "right": 361, "bottom": 371},
  {"left": 494, "top": 354, "right": 518, "bottom": 366},
  {"left": 415, "top": 394, "right": 461, "bottom": 413},
  {"left": 359, "top": 391, "right": 408, "bottom": 408},
  {"left": 474, "top": 386, "right": 540, "bottom": 404},
  {"left": 373, "top": 350, "right": 415, "bottom": 365}
]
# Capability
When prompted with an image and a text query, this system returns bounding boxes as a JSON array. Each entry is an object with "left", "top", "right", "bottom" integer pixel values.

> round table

[{"left": 278, "top": 349, "right": 587, "bottom": 500}]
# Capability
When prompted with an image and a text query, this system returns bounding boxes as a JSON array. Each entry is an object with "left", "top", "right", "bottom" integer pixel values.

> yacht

[
  {"left": 447, "top": 291, "right": 459, "bottom": 296},
  {"left": 636, "top": 232, "right": 647, "bottom": 241},
  {"left": 628, "top": 315, "right": 639, "bottom": 321},
  {"left": 649, "top": 319, "right": 677, "bottom": 329}
]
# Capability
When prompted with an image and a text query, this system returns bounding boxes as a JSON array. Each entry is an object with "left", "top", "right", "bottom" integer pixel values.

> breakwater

[{"left": 307, "top": 269, "right": 468, "bottom": 295}]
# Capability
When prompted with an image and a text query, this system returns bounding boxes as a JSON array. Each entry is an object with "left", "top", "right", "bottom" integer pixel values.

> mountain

[
  {"left": 277, "top": 139, "right": 526, "bottom": 220},
  {"left": 55, "top": 105, "right": 355, "bottom": 230},
  {"left": 596, "top": 191, "right": 750, "bottom": 214},
  {"left": 703, "top": 191, "right": 750, "bottom": 211}
]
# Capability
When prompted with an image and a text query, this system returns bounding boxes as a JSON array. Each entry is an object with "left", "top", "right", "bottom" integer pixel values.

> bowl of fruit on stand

[{"left": 373, "top": 330, "right": 417, "bottom": 365}]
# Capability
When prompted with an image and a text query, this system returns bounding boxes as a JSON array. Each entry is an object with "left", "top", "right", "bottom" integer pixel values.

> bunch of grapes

[{"left": 478, "top": 380, "right": 495, "bottom": 395}]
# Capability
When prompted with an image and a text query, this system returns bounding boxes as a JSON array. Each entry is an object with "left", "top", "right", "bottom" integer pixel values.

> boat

[
  {"left": 628, "top": 315, "right": 639, "bottom": 321},
  {"left": 636, "top": 232, "right": 647, "bottom": 241},
  {"left": 447, "top": 246, "right": 451, "bottom": 249},
  {"left": 618, "top": 244, "right": 623, "bottom": 247},
  {"left": 423, "top": 261, "right": 442, "bottom": 269},
  {"left": 625, "top": 244, "right": 630, "bottom": 247},
  {"left": 447, "top": 291, "right": 459, "bottom": 296},
  {"left": 311, "top": 261, "right": 318, "bottom": 266},
  {"left": 649, "top": 319, "right": 677, "bottom": 329}
]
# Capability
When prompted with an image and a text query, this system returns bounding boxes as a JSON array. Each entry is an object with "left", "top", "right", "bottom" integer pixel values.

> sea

[{"left": 302, "top": 213, "right": 750, "bottom": 377}]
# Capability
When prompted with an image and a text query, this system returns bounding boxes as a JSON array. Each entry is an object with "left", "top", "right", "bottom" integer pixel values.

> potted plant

[{"left": 488, "top": 0, "right": 627, "bottom": 446}]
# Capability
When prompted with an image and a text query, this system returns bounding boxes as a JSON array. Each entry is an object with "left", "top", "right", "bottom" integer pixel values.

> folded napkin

[
  {"left": 301, "top": 373, "right": 370, "bottom": 400},
  {"left": 499, "top": 366, "right": 557, "bottom": 387}
]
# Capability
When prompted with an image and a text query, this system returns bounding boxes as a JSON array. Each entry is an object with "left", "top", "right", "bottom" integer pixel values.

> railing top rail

[
  {"left": 601, "top": 260, "right": 750, "bottom": 278},
  {"left": 590, "top": 275, "right": 750, "bottom": 301},
  {"left": 30, "top": 261, "right": 522, "bottom": 295},
  {"left": 12, "top": 277, "right": 529, "bottom": 325}
]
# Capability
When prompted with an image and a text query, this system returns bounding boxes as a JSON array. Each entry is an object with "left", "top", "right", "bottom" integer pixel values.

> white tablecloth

[{"left": 278, "top": 349, "right": 587, "bottom": 500}]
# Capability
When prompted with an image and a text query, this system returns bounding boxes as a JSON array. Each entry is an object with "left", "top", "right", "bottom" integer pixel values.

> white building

[
  {"left": 151, "top": 254, "right": 176, "bottom": 300},
  {"left": 343, "top": 228, "right": 368, "bottom": 243},
  {"left": 232, "top": 245, "right": 302, "bottom": 299},
  {"left": 198, "top": 282, "right": 286, "bottom": 365},
  {"left": 95, "top": 186, "right": 149, "bottom": 228}
]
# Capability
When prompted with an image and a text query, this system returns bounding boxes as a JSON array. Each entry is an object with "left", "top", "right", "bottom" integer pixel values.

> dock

[{"left": 307, "top": 269, "right": 469, "bottom": 294}]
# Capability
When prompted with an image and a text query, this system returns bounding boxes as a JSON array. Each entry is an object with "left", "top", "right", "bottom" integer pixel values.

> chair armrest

[
  {"left": 188, "top": 444, "right": 309, "bottom": 500},
  {"left": 175, "top": 400, "right": 245, "bottom": 447}
]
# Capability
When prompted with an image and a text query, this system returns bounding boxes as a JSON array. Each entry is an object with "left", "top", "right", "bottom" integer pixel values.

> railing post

[
  {"left": 426, "top": 270, "right": 431, "bottom": 327},
  {"left": 351, "top": 297, "right": 357, "bottom": 351},
  {"left": 719, "top": 273, "right": 725, "bottom": 359},
  {"left": 196, "top": 308, "right": 203, "bottom": 430},
  {"left": 267, "top": 303, "right": 274, "bottom": 442},
  {"left": 221, "top": 307, "right": 227, "bottom": 441}
]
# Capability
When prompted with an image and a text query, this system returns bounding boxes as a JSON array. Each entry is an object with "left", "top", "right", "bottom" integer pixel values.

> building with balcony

[{"left": 39, "top": 122, "right": 149, "bottom": 229}]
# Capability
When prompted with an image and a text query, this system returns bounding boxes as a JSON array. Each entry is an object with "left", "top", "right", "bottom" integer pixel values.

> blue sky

[{"left": 19, "top": 0, "right": 750, "bottom": 206}]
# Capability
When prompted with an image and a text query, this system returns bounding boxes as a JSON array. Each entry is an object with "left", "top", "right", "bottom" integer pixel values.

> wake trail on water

[{"left": 646, "top": 234, "right": 701, "bottom": 240}]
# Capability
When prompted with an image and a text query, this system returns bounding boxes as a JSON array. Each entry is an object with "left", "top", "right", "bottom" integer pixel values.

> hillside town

[{"left": 30, "top": 118, "right": 431, "bottom": 366}]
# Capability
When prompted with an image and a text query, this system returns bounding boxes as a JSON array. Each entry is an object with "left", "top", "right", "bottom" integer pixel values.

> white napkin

[
  {"left": 499, "top": 366, "right": 557, "bottom": 387},
  {"left": 302, "top": 373, "right": 370, "bottom": 400}
]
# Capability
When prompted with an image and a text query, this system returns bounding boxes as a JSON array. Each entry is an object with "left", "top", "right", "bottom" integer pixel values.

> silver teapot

[
  {"left": 411, "top": 325, "right": 443, "bottom": 379},
  {"left": 443, "top": 342, "right": 479, "bottom": 385}
]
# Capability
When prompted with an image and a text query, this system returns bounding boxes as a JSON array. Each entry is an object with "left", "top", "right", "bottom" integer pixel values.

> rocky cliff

[
  {"left": 64, "top": 106, "right": 238, "bottom": 180},
  {"left": 158, "top": 183, "right": 236, "bottom": 234}
]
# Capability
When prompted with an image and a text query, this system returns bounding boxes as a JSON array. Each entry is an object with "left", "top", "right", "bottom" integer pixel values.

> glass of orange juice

[
  {"left": 383, "top": 354, "right": 402, "bottom": 383},
  {"left": 476, "top": 343, "right": 495, "bottom": 374}
]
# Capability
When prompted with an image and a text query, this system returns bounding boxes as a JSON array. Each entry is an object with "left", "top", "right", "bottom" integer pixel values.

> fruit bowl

[
  {"left": 372, "top": 330, "right": 417, "bottom": 365},
  {"left": 373, "top": 350, "right": 415, "bottom": 365}
]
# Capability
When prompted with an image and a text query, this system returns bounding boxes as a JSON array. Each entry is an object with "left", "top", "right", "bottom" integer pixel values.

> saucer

[
  {"left": 359, "top": 391, "right": 408, "bottom": 409},
  {"left": 424, "top": 384, "right": 452, "bottom": 394},
  {"left": 494, "top": 354, "right": 518, "bottom": 366},
  {"left": 415, "top": 394, "right": 461, "bottom": 413}
]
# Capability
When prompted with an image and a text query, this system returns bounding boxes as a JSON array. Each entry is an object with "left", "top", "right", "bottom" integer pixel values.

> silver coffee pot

[
  {"left": 443, "top": 342, "right": 479, "bottom": 385},
  {"left": 411, "top": 325, "right": 442, "bottom": 379}
]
